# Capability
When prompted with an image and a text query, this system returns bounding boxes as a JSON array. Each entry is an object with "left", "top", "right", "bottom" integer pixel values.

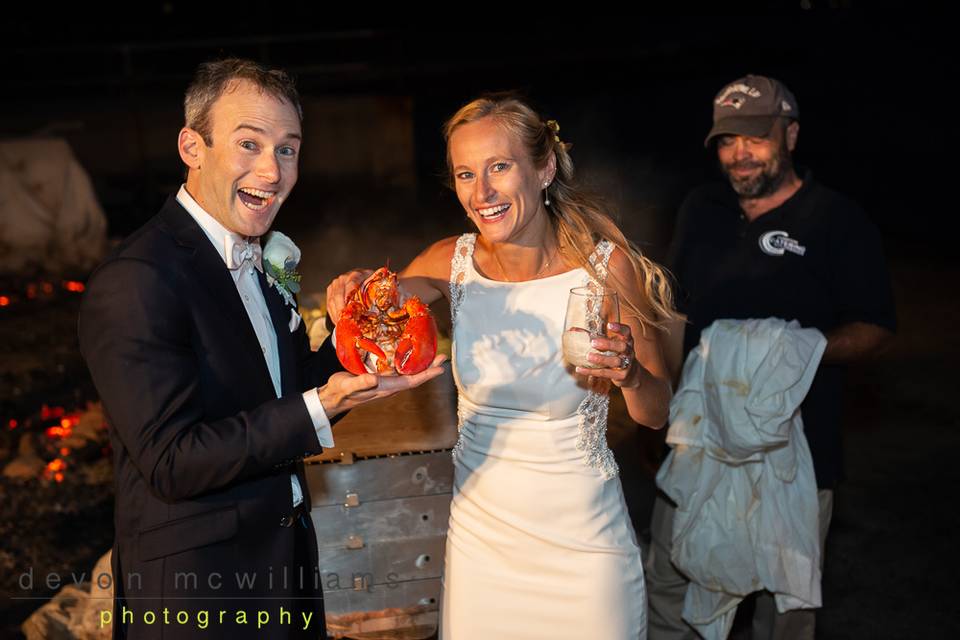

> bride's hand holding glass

[
  {"left": 563, "top": 286, "right": 638, "bottom": 388},
  {"left": 576, "top": 322, "right": 642, "bottom": 389}
]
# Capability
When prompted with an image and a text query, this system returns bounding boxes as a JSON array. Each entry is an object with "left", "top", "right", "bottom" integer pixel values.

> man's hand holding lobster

[{"left": 316, "top": 360, "right": 445, "bottom": 420}]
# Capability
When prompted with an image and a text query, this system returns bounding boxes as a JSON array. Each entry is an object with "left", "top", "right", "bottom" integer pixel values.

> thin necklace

[{"left": 490, "top": 243, "right": 556, "bottom": 282}]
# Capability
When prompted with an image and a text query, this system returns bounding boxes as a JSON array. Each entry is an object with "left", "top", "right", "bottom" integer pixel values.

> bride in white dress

[{"left": 328, "top": 96, "right": 675, "bottom": 639}]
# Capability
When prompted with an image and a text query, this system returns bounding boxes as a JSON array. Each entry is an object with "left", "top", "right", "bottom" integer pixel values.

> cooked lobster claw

[{"left": 335, "top": 267, "right": 438, "bottom": 376}]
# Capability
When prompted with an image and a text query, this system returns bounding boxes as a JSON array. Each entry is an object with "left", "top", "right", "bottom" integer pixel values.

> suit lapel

[
  {"left": 159, "top": 198, "right": 275, "bottom": 399},
  {"left": 257, "top": 266, "right": 312, "bottom": 508},
  {"left": 256, "top": 268, "right": 298, "bottom": 397}
]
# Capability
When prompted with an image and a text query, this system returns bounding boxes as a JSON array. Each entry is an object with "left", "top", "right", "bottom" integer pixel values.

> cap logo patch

[
  {"left": 715, "top": 83, "right": 762, "bottom": 107},
  {"left": 720, "top": 96, "right": 746, "bottom": 109},
  {"left": 781, "top": 100, "right": 793, "bottom": 112}
]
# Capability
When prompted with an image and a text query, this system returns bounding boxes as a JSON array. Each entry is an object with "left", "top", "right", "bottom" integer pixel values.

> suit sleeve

[
  {"left": 296, "top": 326, "right": 344, "bottom": 390},
  {"left": 79, "top": 258, "right": 322, "bottom": 502},
  {"left": 292, "top": 313, "right": 349, "bottom": 429}
]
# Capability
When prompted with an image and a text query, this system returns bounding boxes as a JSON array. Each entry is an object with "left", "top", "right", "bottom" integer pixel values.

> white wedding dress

[{"left": 440, "top": 233, "right": 647, "bottom": 639}]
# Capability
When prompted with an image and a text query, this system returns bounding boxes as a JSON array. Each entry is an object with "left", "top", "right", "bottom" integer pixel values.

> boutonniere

[{"left": 262, "top": 231, "right": 302, "bottom": 308}]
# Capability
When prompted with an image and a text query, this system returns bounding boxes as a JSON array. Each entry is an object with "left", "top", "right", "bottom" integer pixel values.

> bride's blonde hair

[{"left": 443, "top": 95, "right": 676, "bottom": 331}]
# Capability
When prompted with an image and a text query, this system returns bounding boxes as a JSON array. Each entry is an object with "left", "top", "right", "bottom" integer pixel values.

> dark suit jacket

[{"left": 79, "top": 195, "right": 342, "bottom": 639}]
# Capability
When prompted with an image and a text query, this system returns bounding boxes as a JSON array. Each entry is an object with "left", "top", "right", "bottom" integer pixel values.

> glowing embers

[
  {"left": 45, "top": 411, "right": 80, "bottom": 440},
  {"left": 44, "top": 457, "right": 67, "bottom": 483},
  {"left": 3, "top": 404, "right": 109, "bottom": 484},
  {"left": 0, "top": 279, "right": 86, "bottom": 308}
]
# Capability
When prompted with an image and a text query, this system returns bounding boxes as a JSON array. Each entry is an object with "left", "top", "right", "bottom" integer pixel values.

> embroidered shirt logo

[{"left": 759, "top": 230, "right": 806, "bottom": 256}]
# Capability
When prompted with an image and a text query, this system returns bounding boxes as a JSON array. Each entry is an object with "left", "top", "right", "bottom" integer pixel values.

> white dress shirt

[{"left": 177, "top": 185, "right": 334, "bottom": 507}]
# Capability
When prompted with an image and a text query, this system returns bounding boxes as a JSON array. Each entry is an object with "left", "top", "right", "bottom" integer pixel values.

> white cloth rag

[{"left": 657, "top": 318, "right": 827, "bottom": 640}]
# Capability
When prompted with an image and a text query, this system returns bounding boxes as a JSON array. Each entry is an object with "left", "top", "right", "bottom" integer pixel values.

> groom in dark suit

[{"left": 78, "top": 59, "right": 444, "bottom": 639}]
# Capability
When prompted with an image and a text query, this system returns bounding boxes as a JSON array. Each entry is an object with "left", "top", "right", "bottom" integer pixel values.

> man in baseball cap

[
  {"left": 705, "top": 73, "right": 800, "bottom": 146},
  {"left": 647, "top": 74, "right": 896, "bottom": 640},
  {"left": 702, "top": 74, "right": 804, "bottom": 213}
]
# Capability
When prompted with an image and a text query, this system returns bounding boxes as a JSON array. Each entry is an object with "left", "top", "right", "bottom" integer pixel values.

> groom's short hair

[{"left": 184, "top": 58, "right": 303, "bottom": 146}]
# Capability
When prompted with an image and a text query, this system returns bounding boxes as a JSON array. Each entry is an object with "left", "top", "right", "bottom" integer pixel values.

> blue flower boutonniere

[{"left": 262, "top": 231, "right": 301, "bottom": 308}]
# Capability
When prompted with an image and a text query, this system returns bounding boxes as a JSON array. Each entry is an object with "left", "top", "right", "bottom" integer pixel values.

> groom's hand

[
  {"left": 325, "top": 268, "right": 373, "bottom": 325},
  {"left": 316, "top": 354, "right": 447, "bottom": 419}
]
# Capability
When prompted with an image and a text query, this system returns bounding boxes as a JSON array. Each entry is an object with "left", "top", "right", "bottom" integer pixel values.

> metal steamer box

[{"left": 305, "top": 371, "right": 458, "bottom": 639}]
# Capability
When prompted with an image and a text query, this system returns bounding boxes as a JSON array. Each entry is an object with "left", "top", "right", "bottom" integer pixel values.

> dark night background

[
  {"left": 2, "top": 10, "right": 958, "bottom": 639},
  {"left": 3, "top": 16, "right": 955, "bottom": 259}
]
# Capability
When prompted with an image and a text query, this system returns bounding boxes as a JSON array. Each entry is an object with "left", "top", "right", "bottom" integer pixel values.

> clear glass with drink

[{"left": 562, "top": 286, "right": 620, "bottom": 369}]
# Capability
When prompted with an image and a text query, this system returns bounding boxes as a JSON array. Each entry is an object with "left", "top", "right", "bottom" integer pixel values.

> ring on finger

[{"left": 618, "top": 354, "right": 632, "bottom": 370}]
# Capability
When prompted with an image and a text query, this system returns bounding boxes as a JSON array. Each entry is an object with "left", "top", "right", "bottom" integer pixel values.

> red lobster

[{"left": 335, "top": 267, "right": 438, "bottom": 375}]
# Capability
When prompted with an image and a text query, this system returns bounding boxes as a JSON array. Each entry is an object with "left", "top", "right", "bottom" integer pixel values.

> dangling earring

[{"left": 543, "top": 181, "right": 551, "bottom": 207}]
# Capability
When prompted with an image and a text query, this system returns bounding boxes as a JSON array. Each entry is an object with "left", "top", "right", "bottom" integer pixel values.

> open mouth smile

[
  {"left": 476, "top": 203, "right": 510, "bottom": 222},
  {"left": 237, "top": 187, "right": 278, "bottom": 211}
]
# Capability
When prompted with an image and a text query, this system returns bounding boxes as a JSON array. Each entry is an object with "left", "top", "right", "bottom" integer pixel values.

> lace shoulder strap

[
  {"left": 449, "top": 233, "right": 477, "bottom": 324},
  {"left": 586, "top": 238, "right": 616, "bottom": 286}
]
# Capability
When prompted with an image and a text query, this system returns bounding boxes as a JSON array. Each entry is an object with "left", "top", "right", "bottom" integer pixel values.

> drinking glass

[{"left": 562, "top": 286, "right": 620, "bottom": 368}]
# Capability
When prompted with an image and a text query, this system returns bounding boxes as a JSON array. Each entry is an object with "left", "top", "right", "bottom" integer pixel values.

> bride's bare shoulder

[
  {"left": 401, "top": 235, "right": 466, "bottom": 302},
  {"left": 405, "top": 236, "right": 463, "bottom": 277}
]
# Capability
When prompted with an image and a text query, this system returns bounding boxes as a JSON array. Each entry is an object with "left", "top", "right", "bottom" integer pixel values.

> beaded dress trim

[{"left": 576, "top": 239, "right": 618, "bottom": 479}]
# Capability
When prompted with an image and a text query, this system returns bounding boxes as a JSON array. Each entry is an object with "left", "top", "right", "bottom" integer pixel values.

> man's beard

[{"left": 721, "top": 142, "right": 793, "bottom": 199}]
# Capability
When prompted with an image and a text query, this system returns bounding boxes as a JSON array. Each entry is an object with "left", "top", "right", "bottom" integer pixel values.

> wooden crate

[{"left": 306, "top": 371, "right": 458, "bottom": 639}]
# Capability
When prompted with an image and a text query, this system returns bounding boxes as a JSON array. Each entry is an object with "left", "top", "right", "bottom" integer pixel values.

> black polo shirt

[{"left": 667, "top": 172, "right": 896, "bottom": 489}]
